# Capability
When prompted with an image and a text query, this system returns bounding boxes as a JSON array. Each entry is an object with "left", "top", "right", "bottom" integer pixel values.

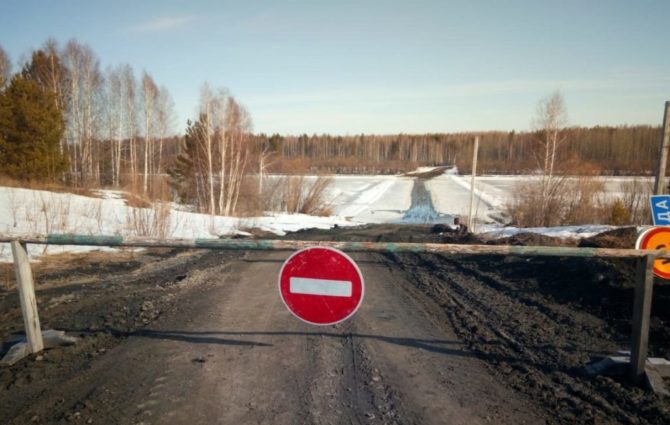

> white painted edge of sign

[
  {"left": 289, "top": 277, "right": 353, "bottom": 297},
  {"left": 278, "top": 246, "right": 365, "bottom": 327},
  {"left": 635, "top": 226, "right": 656, "bottom": 249},
  {"left": 636, "top": 227, "right": 656, "bottom": 250},
  {"left": 635, "top": 226, "right": 670, "bottom": 282}
]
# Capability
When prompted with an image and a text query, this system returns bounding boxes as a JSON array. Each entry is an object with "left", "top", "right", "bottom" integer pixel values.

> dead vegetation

[
  {"left": 125, "top": 202, "right": 173, "bottom": 238},
  {"left": 505, "top": 176, "right": 653, "bottom": 227},
  {"left": 262, "top": 175, "right": 333, "bottom": 216}
]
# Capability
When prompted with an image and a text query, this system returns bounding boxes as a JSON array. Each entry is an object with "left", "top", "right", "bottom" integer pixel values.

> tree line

[
  {"left": 0, "top": 39, "right": 264, "bottom": 216},
  {"left": 258, "top": 124, "right": 662, "bottom": 175},
  {"left": 1, "top": 39, "right": 665, "bottom": 219},
  {"left": 0, "top": 39, "right": 176, "bottom": 197}
]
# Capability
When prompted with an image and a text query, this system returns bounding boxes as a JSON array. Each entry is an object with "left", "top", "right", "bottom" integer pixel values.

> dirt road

[
  {"left": 2, "top": 250, "right": 542, "bottom": 424},
  {"left": 2, "top": 232, "right": 670, "bottom": 424}
]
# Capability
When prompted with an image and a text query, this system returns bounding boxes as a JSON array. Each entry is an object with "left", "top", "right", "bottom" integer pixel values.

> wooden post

[
  {"left": 467, "top": 136, "right": 479, "bottom": 228},
  {"left": 630, "top": 254, "right": 654, "bottom": 381},
  {"left": 11, "top": 241, "right": 44, "bottom": 353},
  {"left": 653, "top": 101, "right": 670, "bottom": 195}
]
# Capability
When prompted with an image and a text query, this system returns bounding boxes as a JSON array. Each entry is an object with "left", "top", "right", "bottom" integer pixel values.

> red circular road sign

[{"left": 279, "top": 247, "right": 365, "bottom": 326}]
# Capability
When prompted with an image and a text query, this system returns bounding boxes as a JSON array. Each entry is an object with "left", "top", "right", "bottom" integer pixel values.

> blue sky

[{"left": 1, "top": 0, "right": 669, "bottom": 135}]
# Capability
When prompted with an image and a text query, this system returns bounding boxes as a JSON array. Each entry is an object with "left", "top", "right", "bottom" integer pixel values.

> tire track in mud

[
  {"left": 11, "top": 247, "right": 657, "bottom": 424},
  {"left": 134, "top": 252, "right": 400, "bottom": 425},
  {"left": 0, "top": 249, "right": 249, "bottom": 425},
  {"left": 386, "top": 252, "right": 670, "bottom": 425}
]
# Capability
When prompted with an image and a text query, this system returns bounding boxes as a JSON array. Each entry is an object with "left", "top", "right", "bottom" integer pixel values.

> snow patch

[{"left": 478, "top": 224, "right": 616, "bottom": 240}]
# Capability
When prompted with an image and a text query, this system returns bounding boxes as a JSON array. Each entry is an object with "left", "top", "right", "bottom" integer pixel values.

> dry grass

[
  {"left": 506, "top": 175, "right": 654, "bottom": 227},
  {"left": 0, "top": 175, "right": 99, "bottom": 198},
  {"left": 620, "top": 178, "right": 653, "bottom": 224},
  {"left": 120, "top": 176, "right": 172, "bottom": 208},
  {"left": 122, "top": 192, "right": 152, "bottom": 208},
  {"left": 1, "top": 250, "right": 107, "bottom": 289},
  {"left": 562, "top": 177, "right": 606, "bottom": 224},
  {"left": 263, "top": 175, "right": 333, "bottom": 216},
  {"left": 126, "top": 202, "right": 173, "bottom": 238},
  {"left": 506, "top": 177, "right": 608, "bottom": 227}
]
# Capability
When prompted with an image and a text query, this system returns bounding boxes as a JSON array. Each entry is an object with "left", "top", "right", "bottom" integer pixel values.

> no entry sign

[{"left": 279, "top": 247, "right": 364, "bottom": 325}]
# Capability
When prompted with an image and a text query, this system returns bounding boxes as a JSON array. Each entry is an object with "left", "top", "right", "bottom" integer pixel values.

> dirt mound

[
  {"left": 280, "top": 225, "right": 643, "bottom": 250},
  {"left": 485, "top": 232, "right": 577, "bottom": 247},
  {"left": 281, "top": 224, "right": 481, "bottom": 244},
  {"left": 578, "top": 226, "right": 640, "bottom": 249}
]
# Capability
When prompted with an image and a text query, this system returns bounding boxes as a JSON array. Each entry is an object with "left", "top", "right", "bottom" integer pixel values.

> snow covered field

[
  {"left": 0, "top": 171, "right": 649, "bottom": 261},
  {"left": 326, "top": 175, "right": 413, "bottom": 222},
  {"left": 0, "top": 186, "right": 353, "bottom": 261}
]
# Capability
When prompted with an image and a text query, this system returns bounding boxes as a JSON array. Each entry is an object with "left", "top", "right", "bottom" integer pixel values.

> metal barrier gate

[{"left": 1, "top": 233, "right": 667, "bottom": 382}]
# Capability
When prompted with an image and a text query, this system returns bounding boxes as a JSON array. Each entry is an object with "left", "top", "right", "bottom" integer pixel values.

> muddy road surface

[{"left": 2, "top": 232, "right": 670, "bottom": 424}]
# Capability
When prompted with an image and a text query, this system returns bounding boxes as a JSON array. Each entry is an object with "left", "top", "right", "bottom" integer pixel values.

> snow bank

[
  {"left": 326, "top": 175, "right": 413, "bottom": 223},
  {"left": 0, "top": 172, "right": 645, "bottom": 262},
  {"left": 477, "top": 224, "right": 617, "bottom": 240},
  {"left": 0, "top": 186, "right": 356, "bottom": 262}
]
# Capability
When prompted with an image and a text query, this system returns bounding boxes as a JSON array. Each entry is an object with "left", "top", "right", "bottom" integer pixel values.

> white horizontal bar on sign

[{"left": 289, "top": 277, "right": 352, "bottom": 297}]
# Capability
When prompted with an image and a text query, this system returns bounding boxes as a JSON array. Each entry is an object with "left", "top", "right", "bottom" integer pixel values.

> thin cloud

[
  {"left": 133, "top": 16, "right": 195, "bottom": 33},
  {"left": 246, "top": 76, "right": 670, "bottom": 107}
]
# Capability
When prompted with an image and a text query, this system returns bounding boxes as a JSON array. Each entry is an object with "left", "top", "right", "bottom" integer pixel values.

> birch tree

[
  {"left": 141, "top": 71, "right": 158, "bottom": 194},
  {"left": 170, "top": 86, "right": 252, "bottom": 216},
  {"left": 62, "top": 40, "right": 103, "bottom": 185},
  {"left": 155, "top": 85, "right": 175, "bottom": 176},
  {"left": 122, "top": 65, "right": 138, "bottom": 188},
  {"left": 223, "top": 96, "right": 251, "bottom": 215},
  {"left": 258, "top": 137, "right": 273, "bottom": 196},
  {"left": 199, "top": 84, "right": 217, "bottom": 214},
  {"left": 533, "top": 91, "right": 568, "bottom": 223},
  {"left": 0, "top": 44, "right": 10, "bottom": 89},
  {"left": 105, "top": 66, "right": 123, "bottom": 186}
]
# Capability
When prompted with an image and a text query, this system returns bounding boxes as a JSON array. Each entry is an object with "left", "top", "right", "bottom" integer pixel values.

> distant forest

[
  {"left": 258, "top": 125, "right": 663, "bottom": 175},
  {"left": 0, "top": 38, "right": 665, "bottom": 197}
]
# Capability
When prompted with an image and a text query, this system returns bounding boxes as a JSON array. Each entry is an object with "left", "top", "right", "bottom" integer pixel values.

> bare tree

[
  {"left": 533, "top": 92, "right": 567, "bottom": 181},
  {"left": 258, "top": 138, "right": 273, "bottom": 196},
  {"left": 62, "top": 40, "right": 103, "bottom": 185},
  {"left": 532, "top": 91, "right": 568, "bottom": 223},
  {"left": 122, "top": 65, "right": 138, "bottom": 188},
  {"left": 199, "top": 84, "right": 217, "bottom": 214},
  {"left": 0, "top": 44, "right": 10, "bottom": 89},
  {"left": 141, "top": 71, "right": 158, "bottom": 194},
  {"left": 224, "top": 96, "right": 251, "bottom": 215},
  {"left": 42, "top": 40, "right": 67, "bottom": 155},
  {"left": 216, "top": 89, "right": 234, "bottom": 214},
  {"left": 155, "top": 85, "right": 175, "bottom": 176},
  {"left": 181, "top": 86, "right": 253, "bottom": 216},
  {"left": 105, "top": 65, "right": 123, "bottom": 186}
]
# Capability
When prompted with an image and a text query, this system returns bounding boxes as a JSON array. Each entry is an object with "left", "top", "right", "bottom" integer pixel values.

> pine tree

[
  {"left": 0, "top": 73, "right": 68, "bottom": 181},
  {"left": 168, "top": 117, "right": 205, "bottom": 206}
]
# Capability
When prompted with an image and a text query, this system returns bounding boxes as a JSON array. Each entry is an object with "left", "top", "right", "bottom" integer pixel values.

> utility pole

[
  {"left": 468, "top": 136, "right": 479, "bottom": 228},
  {"left": 653, "top": 101, "right": 670, "bottom": 195}
]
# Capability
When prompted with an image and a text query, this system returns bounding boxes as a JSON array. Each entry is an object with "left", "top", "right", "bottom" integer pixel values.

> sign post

[
  {"left": 278, "top": 247, "right": 364, "bottom": 326},
  {"left": 11, "top": 241, "right": 44, "bottom": 353},
  {"left": 630, "top": 254, "right": 654, "bottom": 382}
]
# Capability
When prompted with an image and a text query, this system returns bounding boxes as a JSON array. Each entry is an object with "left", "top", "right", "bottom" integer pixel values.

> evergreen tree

[
  {"left": 168, "top": 117, "right": 206, "bottom": 205},
  {"left": 0, "top": 73, "right": 68, "bottom": 181}
]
